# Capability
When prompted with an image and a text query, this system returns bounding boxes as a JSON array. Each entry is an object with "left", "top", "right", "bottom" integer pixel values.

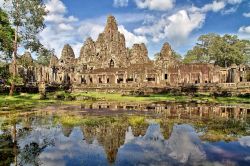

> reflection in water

[
  {"left": 38, "top": 127, "right": 108, "bottom": 166},
  {"left": 0, "top": 103, "right": 250, "bottom": 166},
  {"left": 82, "top": 123, "right": 127, "bottom": 163},
  {"left": 116, "top": 124, "right": 206, "bottom": 166},
  {"left": 62, "top": 102, "right": 250, "bottom": 121}
]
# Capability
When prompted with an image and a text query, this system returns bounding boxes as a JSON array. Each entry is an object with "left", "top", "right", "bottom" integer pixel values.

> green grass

[
  {"left": 73, "top": 92, "right": 147, "bottom": 102},
  {"left": 0, "top": 93, "right": 57, "bottom": 111},
  {"left": 128, "top": 116, "right": 146, "bottom": 126},
  {"left": 215, "top": 96, "right": 250, "bottom": 104},
  {"left": 54, "top": 115, "right": 125, "bottom": 127},
  {"left": 72, "top": 91, "right": 188, "bottom": 103},
  {"left": 0, "top": 91, "right": 250, "bottom": 112},
  {"left": 73, "top": 91, "right": 250, "bottom": 104}
]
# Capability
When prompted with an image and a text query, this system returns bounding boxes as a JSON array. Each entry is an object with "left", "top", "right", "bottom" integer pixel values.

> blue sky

[{"left": 1, "top": 0, "right": 250, "bottom": 59}]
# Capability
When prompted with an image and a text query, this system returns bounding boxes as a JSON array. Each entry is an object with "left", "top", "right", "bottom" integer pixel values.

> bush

[
  {"left": 129, "top": 90, "right": 149, "bottom": 97},
  {"left": 237, "top": 93, "right": 250, "bottom": 98},
  {"left": 65, "top": 95, "right": 76, "bottom": 101},
  {"left": 54, "top": 91, "right": 65, "bottom": 100},
  {"left": 213, "top": 91, "right": 232, "bottom": 97},
  {"left": 181, "top": 85, "right": 198, "bottom": 94}
]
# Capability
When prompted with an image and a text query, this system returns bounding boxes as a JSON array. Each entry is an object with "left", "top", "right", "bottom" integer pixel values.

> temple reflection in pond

[
  {"left": 1, "top": 103, "right": 250, "bottom": 166},
  {"left": 70, "top": 102, "right": 250, "bottom": 120}
]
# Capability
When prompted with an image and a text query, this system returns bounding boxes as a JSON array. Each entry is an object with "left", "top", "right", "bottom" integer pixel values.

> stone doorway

[{"left": 109, "top": 59, "right": 114, "bottom": 68}]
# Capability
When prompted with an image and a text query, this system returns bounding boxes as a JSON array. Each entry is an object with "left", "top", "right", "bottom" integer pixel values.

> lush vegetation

[
  {"left": 0, "top": 62, "right": 10, "bottom": 80},
  {"left": 183, "top": 34, "right": 250, "bottom": 67},
  {"left": 1, "top": 0, "right": 52, "bottom": 95},
  {"left": 196, "top": 119, "right": 250, "bottom": 142},
  {"left": 0, "top": 8, "right": 14, "bottom": 60},
  {"left": 0, "top": 91, "right": 250, "bottom": 111}
]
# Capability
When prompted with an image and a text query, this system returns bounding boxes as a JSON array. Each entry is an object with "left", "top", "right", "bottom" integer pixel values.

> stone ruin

[{"left": 12, "top": 15, "right": 250, "bottom": 94}]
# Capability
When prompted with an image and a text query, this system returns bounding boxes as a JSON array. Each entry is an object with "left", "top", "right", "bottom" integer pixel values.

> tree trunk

[{"left": 9, "top": 27, "right": 18, "bottom": 96}]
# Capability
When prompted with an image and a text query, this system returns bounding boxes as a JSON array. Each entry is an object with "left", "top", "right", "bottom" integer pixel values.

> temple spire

[{"left": 104, "top": 15, "right": 118, "bottom": 34}]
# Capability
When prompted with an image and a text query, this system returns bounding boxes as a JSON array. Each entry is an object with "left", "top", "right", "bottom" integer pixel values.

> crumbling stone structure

[{"left": 12, "top": 16, "right": 250, "bottom": 93}]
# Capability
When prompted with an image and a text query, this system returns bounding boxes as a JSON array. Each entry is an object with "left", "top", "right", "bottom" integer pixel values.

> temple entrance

[
  {"left": 109, "top": 59, "right": 114, "bottom": 68},
  {"left": 81, "top": 76, "right": 86, "bottom": 84}
]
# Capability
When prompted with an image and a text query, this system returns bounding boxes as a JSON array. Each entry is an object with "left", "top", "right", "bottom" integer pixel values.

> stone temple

[{"left": 12, "top": 16, "right": 250, "bottom": 93}]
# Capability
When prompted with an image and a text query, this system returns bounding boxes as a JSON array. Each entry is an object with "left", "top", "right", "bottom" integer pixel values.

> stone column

[
  {"left": 123, "top": 74, "right": 126, "bottom": 84},
  {"left": 38, "top": 81, "right": 46, "bottom": 99}
]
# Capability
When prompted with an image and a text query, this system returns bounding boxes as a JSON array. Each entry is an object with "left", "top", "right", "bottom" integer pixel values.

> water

[{"left": 1, "top": 102, "right": 250, "bottom": 166}]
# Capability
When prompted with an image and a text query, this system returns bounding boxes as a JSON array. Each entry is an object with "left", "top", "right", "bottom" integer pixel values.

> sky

[{"left": 1, "top": 0, "right": 250, "bottom": 59}]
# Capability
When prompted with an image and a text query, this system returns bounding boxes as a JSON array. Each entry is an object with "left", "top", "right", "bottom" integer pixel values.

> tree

[
  {"left": 3, "top": 0, "right": 47, "bottom": 95},
  {"left": 184, "top": 33, "right": 249, "bottom": 67},
  {"left": 247, "top": 72, "right": 250, "bottom": 82},
  {"left": 0, "top": 61, "right": 10, "bottom": 80},
  {"left": 172, "top": 51, "right": 182, "bottom": 61},
  {"left": 36, "top": 47, "right": 54, "bottom": 66},
  {"left": 0, "top": 7, "right": 14, "bottom": 61},
  {"left": 243, "top": 40, "right": 250, "bottom": 66},
  {"left": 183, "top": 48, "right": 198, "bottom": 64}
]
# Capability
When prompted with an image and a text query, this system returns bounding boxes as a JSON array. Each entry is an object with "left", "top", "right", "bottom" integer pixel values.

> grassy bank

[
  {"left": 0, "top": 93, "right": 58, "bottom": 111},
  {"left": 0, "top": 91, "right": 250, "bottom": 111},
  {"left": 74, "top": 91, "right": 250, "bottom": 104}
]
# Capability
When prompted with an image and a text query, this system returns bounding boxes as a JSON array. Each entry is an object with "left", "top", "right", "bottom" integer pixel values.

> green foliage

[
  {"left": 0, "top": 62, "right": 10, "bottom": 79},
  {"left": 197, "top": 119, "right": 249, "bottom": 142},
  {"left": 247, "top": 72, "right": 250, "bottom": 82},
  {"left": 4, "top": 0, "right": 48, "bottom": 53},
  {"left": 36, "top": 48, "right": 54, "bottom": 66},
  {"left": 172, "top": 51, "right": 182, "bottom": 61},
  {"left": 128, "top": 116, "right": 146, "bottom": 126},
  {"left": 56, "top": 116, "right": 119, "bottom": 127},
  {"left": 7, "top": 75, "right": 23, "bottom": 85},
  {"left": 19, "top": 53, "right": 33, "bottom": 68},
  {"left": 0, "top": 7, "right": 14, "bottom": 59},
  {"left": 184, "top": 33, "right": 250, "bottom": 67},
  {"left": 183, "top": 46, "right": 204, "bottom": 63}
]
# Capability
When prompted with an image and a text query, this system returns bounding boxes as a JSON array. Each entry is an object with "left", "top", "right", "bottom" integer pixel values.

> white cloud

[
  {"left": 115, "top": 13, "right": 147, "bottom": 24},
  {"left": 44, "top": 0, "right": 78, "bottom": 23},
  {"left": 134, "top": 0, "right": 175, "bottom": 11},
  {"left": 190, "top": 0, "right": 243, "bottom": 14},
  {"left": 223, "top": 0, "right": 242, "bottom": 4},
  {"left": 222, "top": 6, "right": 238, "bottom": 15},
  {"left": 238, "top": 26, "right": 250, "bottom": 40},
  {"left": 200, "top": 1, "right": 226, "bottom": 12},
  {"left": 40, "top": 20, "right": 105, "bottom": 58},
  {"left": 39, "top": 0, "right": 81, "bottom": 57},
  {"left": 45, "top": 0, "right": 66, "bottom": 14},
  {"left": 164, "top": 10, "right": 205, "bottom": 44},
  {"left": 58, "top": 23, "right": 74, "bottom": 31},
  {"left": 0, "top": 0, "right": 13, "bottom": 12},
  {"left": 113, "top": 0, "right": 129, "bottom": 7},
  {"left": 134, "top": 10, "right": 205, "bottom": 44},
  {"left": 243, "top": 12, "right": 250, "bottom": 17},
  {"left": 118, "top": 25, "right": 148, "bottom": 47},
  {"left": 239, "top": 26, "right": 250, "bottom": 34},
  {"left": 132, "top": 0, "right": 244, "bottom": 46},
  {"left": 239, "top": 136, "right": 250, "bottom": 147},
  {"left": 0, "top": 0, "right": 4, "bottom": 8},
  {"left": 77, "top": 23, "right": 104, "bottom": 41},
  {"left": 45, "top": 14, "right": 78, "bottom": 23}
]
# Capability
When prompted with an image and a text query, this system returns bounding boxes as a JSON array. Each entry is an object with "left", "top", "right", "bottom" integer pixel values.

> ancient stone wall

[{"left": 10, "top": 15, "right": 250, "bottom": 93}]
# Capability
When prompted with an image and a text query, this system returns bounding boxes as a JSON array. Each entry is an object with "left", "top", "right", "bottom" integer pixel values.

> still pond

[{"left": 1, "top": 102, "right": 250, "bottom": 166}]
